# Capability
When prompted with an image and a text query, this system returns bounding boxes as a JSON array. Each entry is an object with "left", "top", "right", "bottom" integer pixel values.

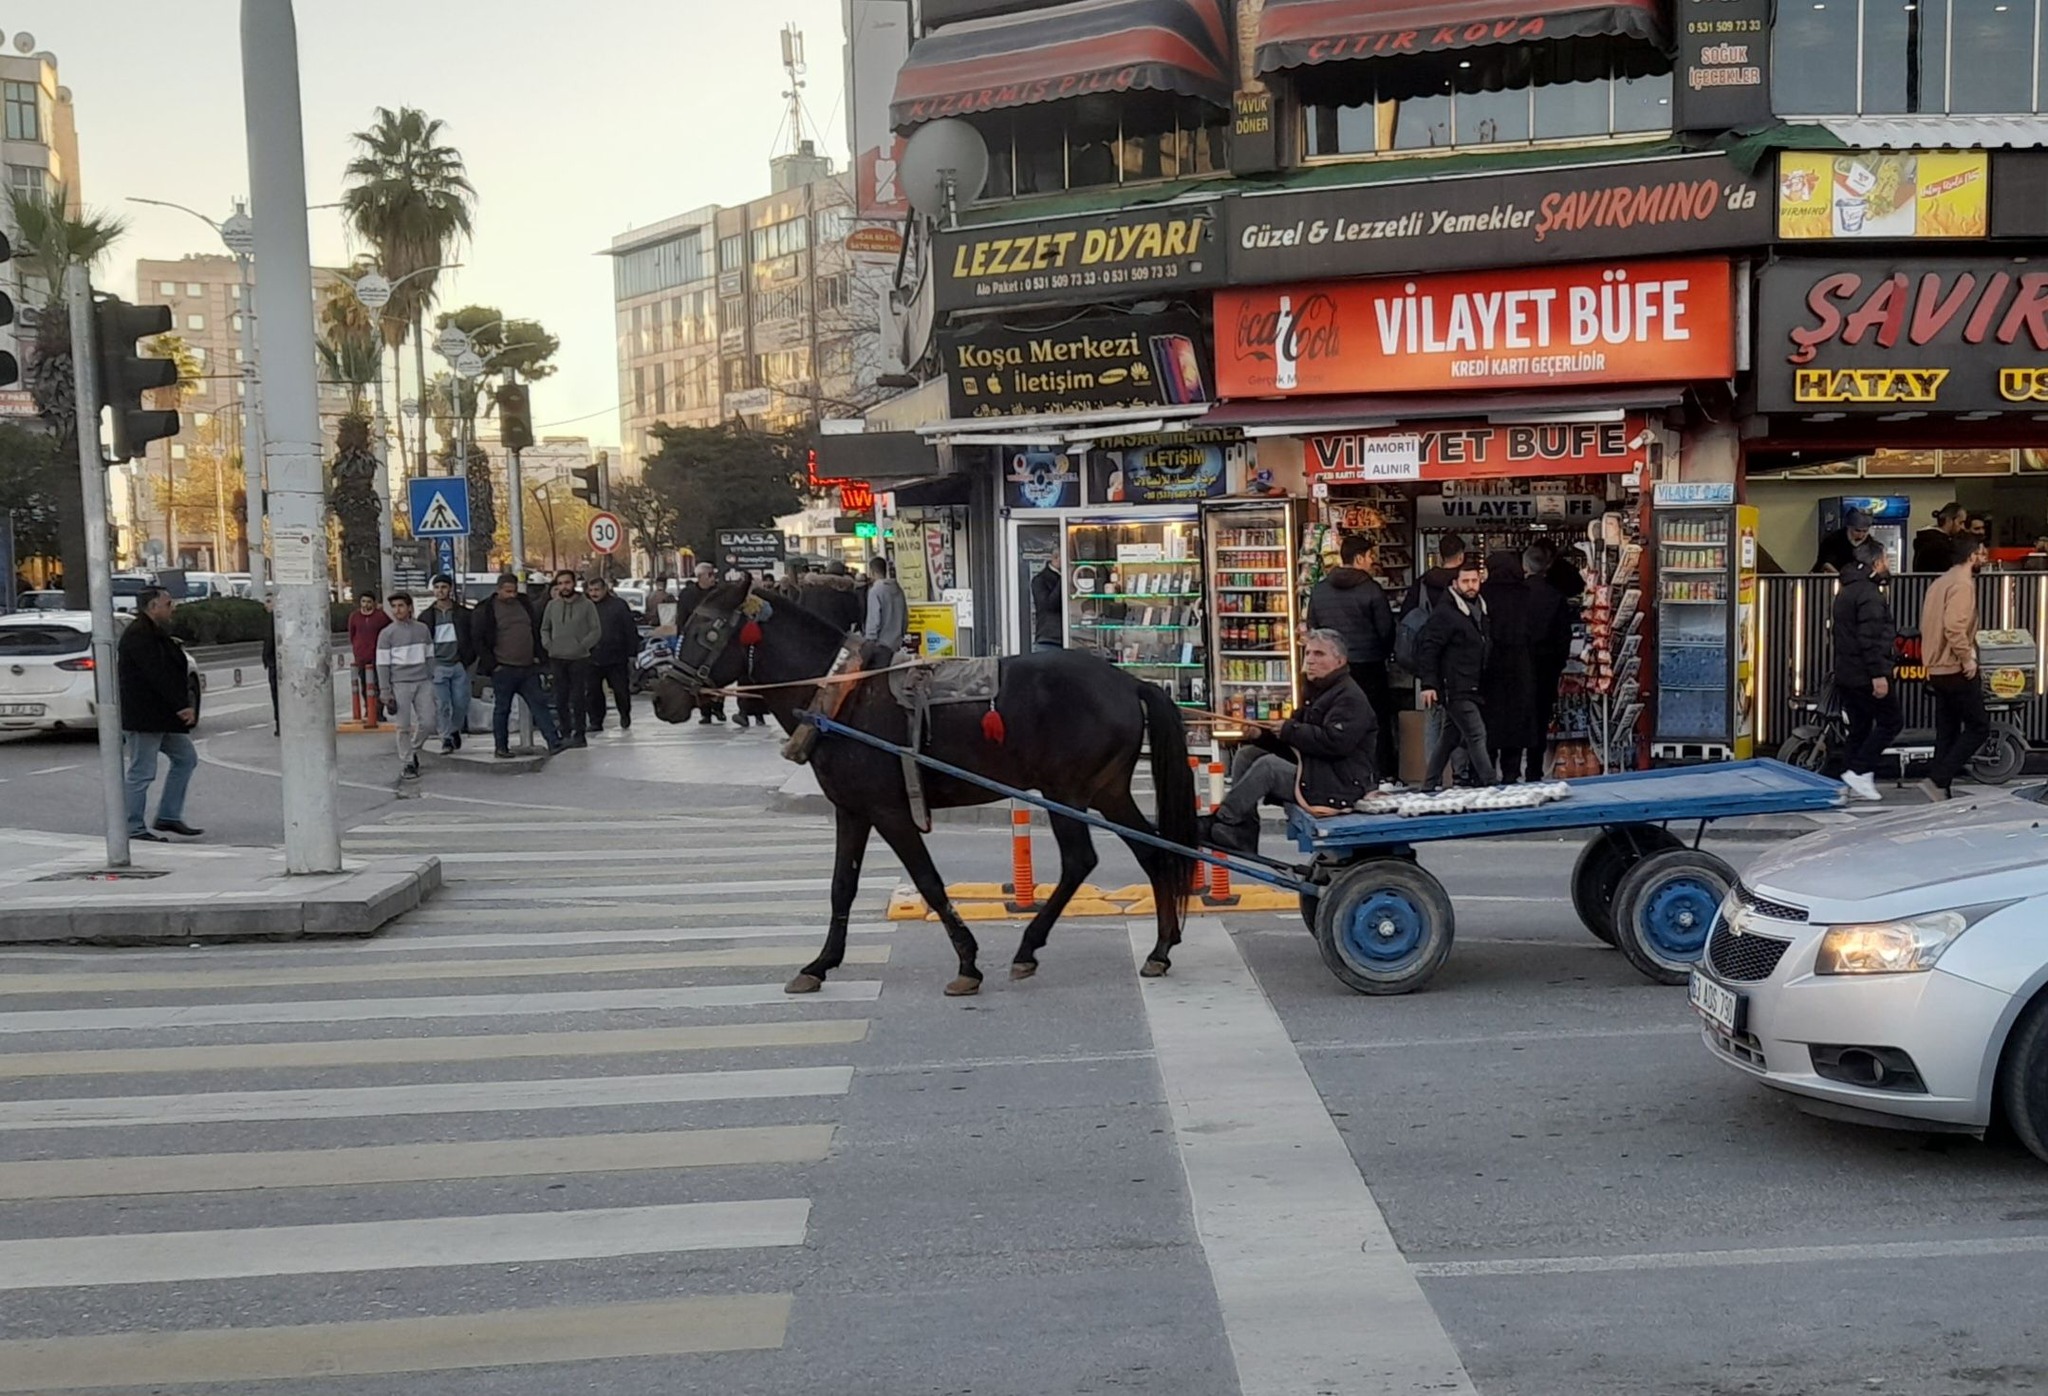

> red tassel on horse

[
  {"left": 738, "top": 621, "right": 764, "bottom": 647},
  {"left": 981, "top": 707, "right": 1006, "bottom": 744}
]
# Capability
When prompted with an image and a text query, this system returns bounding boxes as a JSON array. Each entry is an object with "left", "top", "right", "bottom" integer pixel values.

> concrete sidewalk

[{"left": 0, "top": 829, "right": 439, "bottom": 946}]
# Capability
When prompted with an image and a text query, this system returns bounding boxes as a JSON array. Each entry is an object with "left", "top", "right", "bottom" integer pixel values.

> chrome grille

[
  {"left": 1734, "top": 883, "right": 1808, "bottom": 923},
  {"left": 1706, "top": 924, "right": 1792, "bottom": 983}
]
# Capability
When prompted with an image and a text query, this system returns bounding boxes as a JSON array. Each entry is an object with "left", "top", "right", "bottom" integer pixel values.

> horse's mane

[{"left": 756, "top": 582, "right": 852, "bottom": 646}]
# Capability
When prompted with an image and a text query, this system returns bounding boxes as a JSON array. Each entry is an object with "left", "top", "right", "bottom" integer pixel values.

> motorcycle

[{"left": 1779, "top": 677, "right": 2031, "bottom": 786}]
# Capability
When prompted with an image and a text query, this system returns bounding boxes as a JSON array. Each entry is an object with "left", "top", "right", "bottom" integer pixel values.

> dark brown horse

[{"left": 649, "top": 579, "right": 1198, "bottom": 995}]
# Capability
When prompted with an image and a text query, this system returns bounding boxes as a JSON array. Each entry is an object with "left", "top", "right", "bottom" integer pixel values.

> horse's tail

[{"left": 1135, "top": 681, "right": 1199, "bottom": 919}]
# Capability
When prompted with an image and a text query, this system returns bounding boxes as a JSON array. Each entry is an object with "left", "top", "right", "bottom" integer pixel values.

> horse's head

[{"left": 650, "top": 577, "right": 768, "bottom": 723}]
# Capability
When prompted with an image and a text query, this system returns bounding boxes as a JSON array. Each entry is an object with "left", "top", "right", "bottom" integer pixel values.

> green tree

[
  {"left": 316, "top": 279, "right": 383, "bottom": 416},
  {"left": 0, "top": 421, "right": 67, "bottom": 565},
  {"left": 427, "top": 306, "right": 557, "bottom": 569},
  {"left": 341, "top": 107, "right": 476, "bottom": 480},
  {"left": 5, "top": 182, "right": 126, "bottom": 604},
  {"left": 610, "top": 480, "right": 686, "bottom": 578},
  {"left": 642, "top": 423, "right": 804, "bottom": 566},
  {"left": 433, "top": 304, "right": 559, "bottom": 382},
  {"left": 328, "top": 412, "right": 381, "bottom": 600}
]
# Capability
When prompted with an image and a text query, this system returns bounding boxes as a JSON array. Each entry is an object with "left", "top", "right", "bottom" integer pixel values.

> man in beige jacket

[{"left": 1920, "top": 538, "right": 1991, "bottom": 801}]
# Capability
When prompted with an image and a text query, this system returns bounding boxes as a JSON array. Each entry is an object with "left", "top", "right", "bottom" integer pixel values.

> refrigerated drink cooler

[
  {"left": 1203, "top": 498, "right": 1305, "bottom": 737},
  {"left": 1651, "top": 495, "right": 1758, "bottom": 764}
]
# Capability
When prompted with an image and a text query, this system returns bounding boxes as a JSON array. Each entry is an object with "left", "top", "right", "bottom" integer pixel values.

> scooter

[{"left": 1779, "top": 678, "right": 2031, "bottom": 785}]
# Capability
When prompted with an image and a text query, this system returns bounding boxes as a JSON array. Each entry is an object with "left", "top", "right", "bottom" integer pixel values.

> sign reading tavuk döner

[{"left": 1214, "top": 259, "right": 1737, "bottom": 398}]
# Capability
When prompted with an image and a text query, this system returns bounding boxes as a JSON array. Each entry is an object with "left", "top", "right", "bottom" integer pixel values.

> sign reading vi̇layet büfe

[
  {"left": 934, "top": 205, "right": 1222, "bottom": 312},
  {"left": 940, "top": 311, "right": 1210, "bottom": 418}
]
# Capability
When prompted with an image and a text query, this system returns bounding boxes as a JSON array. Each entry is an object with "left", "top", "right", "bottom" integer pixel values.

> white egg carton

[{"left": 1363, "top": 781, "right": 1573, "bottom": 819}]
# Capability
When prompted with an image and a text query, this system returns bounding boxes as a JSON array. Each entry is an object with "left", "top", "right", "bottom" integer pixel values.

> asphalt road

[{"left": 2, "top": 714, "right": 2045, "bottom": 1395}]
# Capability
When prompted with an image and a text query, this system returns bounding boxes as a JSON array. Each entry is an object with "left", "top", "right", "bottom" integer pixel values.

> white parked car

[
  {"left": 0, "top": 612, "right": 203, "bottom": 735},
  {"left": 1692, "top": 793, "right": 2048, "bottom": 1162},
  {"left": 18, "top": 578, "right": 152, "bottom": 615}
]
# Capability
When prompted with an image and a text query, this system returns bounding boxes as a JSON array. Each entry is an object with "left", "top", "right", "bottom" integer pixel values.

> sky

[{"left": 47, "top": 0, "right": 853, "bottom": 449}]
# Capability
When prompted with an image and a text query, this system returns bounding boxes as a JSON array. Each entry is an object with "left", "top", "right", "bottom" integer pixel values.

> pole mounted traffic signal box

[
  {"left": 495, "top": 382, "right": 533, "bottom": 453},
  {"left": 569, "top": 462, "right": 606, "bottom": 509},
  {"left": 92, "top": 296, "right": 181, "bottom": 464}
]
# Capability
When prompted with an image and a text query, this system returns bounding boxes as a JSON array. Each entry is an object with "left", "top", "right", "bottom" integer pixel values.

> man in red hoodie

[{"left": 347, "top": 591, "right": 392, "bottom": 730}]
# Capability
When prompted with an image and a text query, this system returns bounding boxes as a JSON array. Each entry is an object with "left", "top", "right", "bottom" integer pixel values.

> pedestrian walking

[
  {"left": 1913, "top": 503, "right": 1965, "bottom": 574},
  {"left": 260, "top": 596, "right": 279, "bottom": 736},
  {"left": 1417, "top": 559, "right": 1498, "bottom": 791},
  {"left": 1815, "top": 506, "right": 1876, "bottom": 575},
  {"left": 864, "top": 553, "right": 908, "bottom": 651},
  {"left": 375, "top": 591, "right": 436, "bottom": 781},
  {"left": 1030, "top": 559, "right": 1064, "bottom": 651},
  {"left": 583, "top": 575, "right": 638, "bottom": 732},
  {"left": 346, "top": 590, "right": 390, "bottom": 728},
  {"left": 1307, "top": 534, "right": 1396, "bottom": 781},
  {"left": 541, "top": 569, "right": 600, "bottom": 748},
  {"left": 1920, "top": 538, "right": 1992, "bottom": 801},
  {"left": 118, "top": 586, "right": 201, "bottom": 841},
  {"left": 1831, "top": 538, "right": 1903, "bottom": 801},
  {"left": 1521, "top": 544, "right": 1574, "bottom": 783},
  {"left": 675, "top": 562, "right": 727, "bottom": 724},
  {"left": 423, "top": 574, "right": 476, "bottom": 752},
  {"left": 1403, "top": 533, "right": 1469, "bottom": 783},
  {"left": 474, "top": 570, "right": 561, "bottom": 757},
  {"left": 1479, "top": 550, "right": 1542, "bottom": 783}
]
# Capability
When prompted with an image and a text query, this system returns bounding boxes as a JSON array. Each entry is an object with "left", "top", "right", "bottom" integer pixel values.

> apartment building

[{"left": 0, "top": 43, "right": 79, "bottom": 423}]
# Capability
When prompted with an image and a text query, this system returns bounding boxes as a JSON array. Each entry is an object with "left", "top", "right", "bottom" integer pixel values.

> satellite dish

[
  {"left": 13, "top": 33, "right": 34, "bottom": 53},
  {"left": 899, "top": 119, "right": 988, "bottom": 224}
]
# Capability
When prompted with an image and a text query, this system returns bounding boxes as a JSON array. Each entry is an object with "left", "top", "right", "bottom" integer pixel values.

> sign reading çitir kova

[
  {"left": 1757, "top": 260, "right": 2048, "bottom": 413},
  {"left": 934, "top": 205, "right": 1221, "bottom": 312},
  {"left": 940, "top": 311, "right": 1210, "bottom": 418},
  {"left": 1225, "top": 153, "right": 1767, "bottom": 285}
]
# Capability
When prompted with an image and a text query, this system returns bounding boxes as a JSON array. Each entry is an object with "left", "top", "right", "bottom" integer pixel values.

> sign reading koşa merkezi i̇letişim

[
  {"left": 940, "top": 311, "right": 1210, "bottom": 418},
  {"left": 1212, "top": 260, "right": 1736, "bottom": 399},
  {"left": 934, "top": 207, "right": 1222, "bottom": 312},
  {"left": 1756, "top": 260, "right": 2048, "bottom": 413}
]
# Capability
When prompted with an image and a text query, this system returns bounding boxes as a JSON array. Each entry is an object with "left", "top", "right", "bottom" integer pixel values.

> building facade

[{"left": 0, "top": 44, "right": 80, "bottom": 429}]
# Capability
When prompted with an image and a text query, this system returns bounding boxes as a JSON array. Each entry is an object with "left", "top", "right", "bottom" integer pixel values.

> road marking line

[
  {"left": 440, "top": 875, "right": 899, "bottom": 901},
  {"left": 1297, "top": 1025, "right": 1697, "bottom": 1053},
  {"left": 0, "top": 1295, "right": 791, "bottom": 1390},
  {"left": 0, "top": 1019, "right": 870, "bottom": 1077},
  {"left": 0, "top": 1125, "right": 836, "bottom": 1200},
  {"left": 8, "top": 945, "right": 891, "bottom": 993},
  {"left": 350, "top": 846, "right": 837, "bottom": 863},
  {"left": 0, "top": 980, "right": 883, "bottom": 1033},
  {"left": 1413, "top": 1234, "right": 2048, "bottom": 1278},
  {"left": 26, "top": 764, "right": 80, "bottom": 776},
  {"left": 0, "top": 1065, "right": 854, "bottom": 1130},
  {"left": 1128, "top": 918, "right": 1476, "bottom": 1396},
  {"left": 0, "top": 924, "right": 895, "bottom": 958},
  {"left": 0, "top": 1198, "right": 810, "bottom": 1291}
]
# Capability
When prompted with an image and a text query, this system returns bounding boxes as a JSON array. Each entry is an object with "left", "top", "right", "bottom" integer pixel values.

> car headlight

[{"left": 1815, "top": 911, "right": 1970, "bottom": 975}]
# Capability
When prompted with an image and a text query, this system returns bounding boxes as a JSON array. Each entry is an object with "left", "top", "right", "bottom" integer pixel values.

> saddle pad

[{"left": 886, "top": 656, "right": 1001, "bottom": 709}]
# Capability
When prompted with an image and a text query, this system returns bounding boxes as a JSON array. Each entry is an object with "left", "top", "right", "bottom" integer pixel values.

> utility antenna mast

[{"left": 780, "top": 22, "right": 809, "bottom": 151}]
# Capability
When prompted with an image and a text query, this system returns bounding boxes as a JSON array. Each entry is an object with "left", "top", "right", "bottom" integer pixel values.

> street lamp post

[{"left": 352, "top": 263, "right": 459, "bottom": 600}]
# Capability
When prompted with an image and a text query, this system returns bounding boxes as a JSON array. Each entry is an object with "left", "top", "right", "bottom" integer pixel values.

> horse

[{"left": 649, "top": 578, "right": 1199, "bottom": 996}]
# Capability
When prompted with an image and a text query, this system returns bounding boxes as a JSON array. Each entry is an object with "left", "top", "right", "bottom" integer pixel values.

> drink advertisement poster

[
  {"left": 1215, "top": 259, "right": 1735, "bottom": 398},
  {"left": 1778, "top": 152, "right": 1987, "bottom": 241}
]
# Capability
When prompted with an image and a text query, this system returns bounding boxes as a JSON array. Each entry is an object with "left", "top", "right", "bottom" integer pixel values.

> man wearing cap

[
  {"left": 1814, "top": 506, "right": 1876, "bottom": 575},
  {"left": 473, "top": 571, "right": 561, "bottom": 757}
]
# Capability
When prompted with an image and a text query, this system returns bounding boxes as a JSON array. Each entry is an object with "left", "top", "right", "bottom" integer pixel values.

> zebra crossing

[{"left": 0, "top": 809, "right": 903, "bottom": 1390}]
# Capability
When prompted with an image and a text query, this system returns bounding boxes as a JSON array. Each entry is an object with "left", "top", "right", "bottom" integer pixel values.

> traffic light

[
  {"left": 0, "top": 232, "right": 16, "bottom": 387},
  {"left": 92, "top": 295, "right": 180, "bottom": 464},
  {"left": 495, "top": 382, "right": 533, "bottom": 452},
  {"left": 569, "top": 461, "right": 606, "bottom": 509}
]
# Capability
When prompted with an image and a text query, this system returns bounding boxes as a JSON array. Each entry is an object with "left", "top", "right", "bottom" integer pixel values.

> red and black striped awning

[
  {"left": 1256, "top": 0, "right": 1666, "bottom": 74},
  {"left": 891, "top": 0, "right": 1233, "bottom": 132}
]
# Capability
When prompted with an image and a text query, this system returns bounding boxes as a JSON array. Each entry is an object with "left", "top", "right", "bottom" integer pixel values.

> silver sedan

[{"left": 1691, "top": 791, "right": 2048, "bottom": 1162}]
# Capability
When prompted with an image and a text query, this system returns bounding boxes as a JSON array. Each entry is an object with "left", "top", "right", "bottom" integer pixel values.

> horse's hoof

[
  {"left": 1140, "top": 959, "right": 1170, "bottom": 979},
  {"left": 1009, "top": 961, "right": 1037, "bottom": 981},
  {"left": 944, "top": 975, "right": 983, "bottom": 997},
  {"left": 784, "top": 973, "right": 824, "bottom": 995}
]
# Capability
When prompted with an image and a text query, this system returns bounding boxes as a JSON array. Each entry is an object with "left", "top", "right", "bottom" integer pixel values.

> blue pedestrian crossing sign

[{"left": 409, "top": 478, "right": 470, "bottom": 537}]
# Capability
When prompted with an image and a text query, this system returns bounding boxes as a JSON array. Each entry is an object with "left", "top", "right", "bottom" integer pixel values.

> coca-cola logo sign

[{"left": 1230, "top": 293, "right": 1341, "bottom": 377}]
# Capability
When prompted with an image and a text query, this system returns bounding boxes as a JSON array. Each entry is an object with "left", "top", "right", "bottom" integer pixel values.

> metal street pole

[
  {"left": 66, "top": 267, "right": 131, "bottom": 868},
  {"left": 233, "top": 244, "right": 267, "bottom": 592},
  {"left": 372, "top": 374, "right": 396, "bottom": 599},
  {"left": 241, "top": 0, "right": 341, "bottom": 873}
]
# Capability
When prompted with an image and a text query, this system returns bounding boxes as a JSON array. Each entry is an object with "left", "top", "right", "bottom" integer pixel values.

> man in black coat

[
  {"left": 1202, "top": 630, "right": 1376, "bottom": 854},
  {"left": 1912, "top": 503, "right": 1964, "bottom": 573},
  {"left": 1030, "top": 561, "right": 1063, "bottom": 651},
  {"left": 1308, "top": 534, "right": 1397, "bottom": 779},
  {"left": 1520, "top": 545, "right": 1574, "bottom": 783},
  {"left": 1832, "top": 538, "right": 1901, "bottom": 802},
  {"left": 118, "top": 587, "right": 202, "bottom": 840},
  {"left": 583, "top": 576, "right": 640, "bottom": 732},
  {"left": 1417, "top": 559, "right": 1499, "bottom": 791},
  {"left": 1479, "top": 550, "right": 1542, "bottom": 783}
]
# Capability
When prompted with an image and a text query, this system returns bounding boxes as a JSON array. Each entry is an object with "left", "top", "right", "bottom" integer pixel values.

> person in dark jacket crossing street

[
  {"left": 424, "top": 575, "right": 476, "bottom": 752},
  {"left": 1479, "top": 550, "right": 1543, "bottom": 783},
  {"left": 474, "top": 572, "right": 561, "bottom": 757},
  {"left": 118, "top": 587, "right": 202, "bottom": 840},
  {"left": 583, "top": 576, "right": 639, "bottom": 732},
  {"left": 1832, "top": 538, "right": 1902, "bottom": 802},
  {"left": 1307, "top": 535, "right": 1396, "bottom": 779},
  {"left": 1202, "top": 629, "right": 1376, "bottom": 855},
  {"left": 1417, "top": 558, "right": 1498, "bottom": 791}
]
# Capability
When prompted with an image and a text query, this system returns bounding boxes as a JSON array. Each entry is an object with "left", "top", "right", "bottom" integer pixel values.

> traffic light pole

[
  {"left": 242, "top": 0, "right": 341, "bottom": 874},
  {"left": 66, "top": 267, "right": 131, "bottom": 869}
]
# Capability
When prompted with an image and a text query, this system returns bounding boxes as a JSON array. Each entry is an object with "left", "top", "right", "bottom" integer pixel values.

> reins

[{"left": 695, "top": 655, "right": 931, "bottom": 700}]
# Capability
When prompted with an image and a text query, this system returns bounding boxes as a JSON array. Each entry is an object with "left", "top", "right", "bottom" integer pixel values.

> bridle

[{"left": 656, "top": 592, "right": 771, "bottom": 693}]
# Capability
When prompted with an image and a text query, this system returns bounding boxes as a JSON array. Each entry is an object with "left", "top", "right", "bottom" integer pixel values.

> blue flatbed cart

[{"left": 1284, "top": 761, "right": 1844, "bottom": 994}]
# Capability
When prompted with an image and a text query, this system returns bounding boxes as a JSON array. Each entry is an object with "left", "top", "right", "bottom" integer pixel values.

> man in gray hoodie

[
  {"left": 375, "top": 592, "right": 437, "bottom": 780},
  {"left": 864, "top": 553, "right": 907, "bottom": 652},
  {"left": 541, "top": 569, "right": 601, "bottom": 748}
]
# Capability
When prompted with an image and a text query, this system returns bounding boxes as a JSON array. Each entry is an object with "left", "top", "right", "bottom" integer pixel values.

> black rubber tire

[
  {"left": 1570, "top": 825, "right": 1684, "bottom": 946},
  {"left": 1299, "top": 890, "right": 1320, "bottom": 934},
  {"left": 1611, "top": 848, "right": 1737, "bottom": 985},
  {"left": 1972, "top": 729, "right": 2027, "bottom": 786},
  {"left": 1999, "top": 995, "right": 2048, "bottom": 1166},
  {"left": 1779, "top": 732, "right": 1829, "bottom": 775},
  {"left": 1312, "top": 858, "right": 1456, "bottom": 995}
]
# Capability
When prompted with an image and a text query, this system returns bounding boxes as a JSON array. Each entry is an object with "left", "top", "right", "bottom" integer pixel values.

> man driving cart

[{"left": 1200, "top": 628, "right": 1378, "bottom": 856}]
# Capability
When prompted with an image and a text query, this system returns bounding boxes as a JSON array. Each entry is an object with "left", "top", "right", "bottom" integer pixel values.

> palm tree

[
  {"left": 317, "top": 282, "right": 385, "bottom": 597},
  {"left": 340, "top": 107, "right": 475, "bottom": 482},
  {"left": 315, "top": 282, "right": 383, "bottom": 417},
  {"left": 6, "top": 182, "right": 127, "bottom": 603}
]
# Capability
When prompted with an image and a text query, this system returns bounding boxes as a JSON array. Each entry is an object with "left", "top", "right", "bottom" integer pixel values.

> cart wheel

[
  {"left": 1971, "top": 729, "right": 2028, "bottom": 786},
  {"left": 1570, "top": 825, "right": 1682, "bottom": 946},
  {"left": 1778, "top": 731, "right": 1830, "bottom": 775},
  {"left": 1611, "top": 848, "right": 1736, "bottom": 985},
  {"left": 1313, "top": 858, "right": 1455, "bottom": 995}
]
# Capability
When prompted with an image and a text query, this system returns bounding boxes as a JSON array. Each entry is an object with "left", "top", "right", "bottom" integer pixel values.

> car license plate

[
  {"left": 0, "top": 703, "right": 45, "bottom": 717},
  {"left": 1689, "top": 969, "right": 1743, "bottom": 1034}
]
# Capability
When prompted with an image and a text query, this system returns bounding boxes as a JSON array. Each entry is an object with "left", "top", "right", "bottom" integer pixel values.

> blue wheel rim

[
  {"left": 1340, "top": 890, "right": 1428, "bottom": 971},
  {"left": 1639, "top": 877, "right": 1719, "bottom": 963}
]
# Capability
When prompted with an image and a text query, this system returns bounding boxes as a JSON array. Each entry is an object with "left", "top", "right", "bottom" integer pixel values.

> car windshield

[
  {"left": 112, "top": 577, "right": 149, "bottom": 597},
  {"left": 17, "top": 592, "right": 66, "bottom": 610},
  {"left": 0, "top": 624, "right": 88, "bottom": 656}
]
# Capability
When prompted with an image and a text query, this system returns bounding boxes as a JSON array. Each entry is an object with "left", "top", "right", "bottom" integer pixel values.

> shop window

[
  {"left": 969, "top": 97, "right": 1229, "bottom": 201},
  {"left": 1774, "top": 2, "right": 1863, "bottom": 114},
  {"left": 1953, "top": 0, "right": 2036, "bottom": 114},
  {"left": 1778, "top": 0, "right": 2048, "bottom": 115}
]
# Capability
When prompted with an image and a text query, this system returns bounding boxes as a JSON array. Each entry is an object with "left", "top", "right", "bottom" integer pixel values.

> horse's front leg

[
  {"left": 787, "top": 804, "right": 871, "bottom": 994},
  {"left": 873, "top": 813, "right": 982, "bottom": 996},
  {"left": 1010, "top": 810, "right": 1098, "bottom": 980}
]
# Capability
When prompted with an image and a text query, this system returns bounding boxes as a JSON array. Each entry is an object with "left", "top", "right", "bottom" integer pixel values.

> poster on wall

[
  {"left": 1003, "top": 448, "right": 1081, "bottom": 510},
  {"left": 906, "top": 601, "right": 959, "bottom": 658},
  {"left": 1778, "top": 152, "right": 1988, "bottom": 240},
  {"left": 892, "top": 523, "right": 931, "bottom": 603},
  {"left": 923, "top": 521, "right": 956, "bottom": 592},
  {"left": 848, "top": 0, "right": 912, "bottom": 221},
  {"left": 940, "top": 311, "right": 1210, "bottom": 418},
  {"left": 1215, "top": 259, "right": 1736, "bottom": 398},
  {"left": 1088, "top": 442, "right": 1229, "bottom": 505}
]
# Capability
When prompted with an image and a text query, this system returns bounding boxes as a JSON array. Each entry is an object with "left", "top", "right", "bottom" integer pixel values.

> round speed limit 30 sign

[{"left": 587, "top": 511, "right": 623, "bottom": 555}]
